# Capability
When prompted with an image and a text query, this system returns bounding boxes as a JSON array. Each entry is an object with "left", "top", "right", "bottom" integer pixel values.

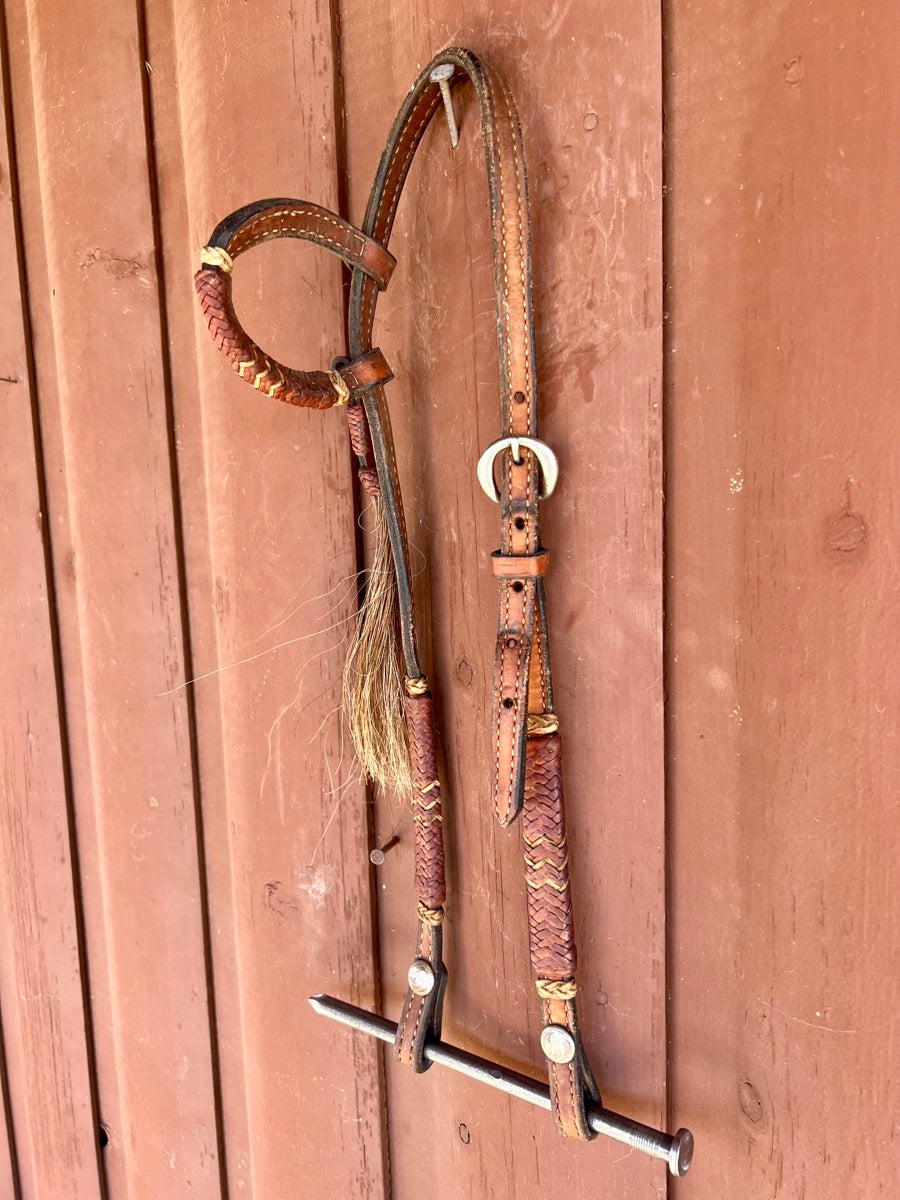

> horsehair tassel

[{"left": 341, "top": 491, "right": 413, "bottom": 798}]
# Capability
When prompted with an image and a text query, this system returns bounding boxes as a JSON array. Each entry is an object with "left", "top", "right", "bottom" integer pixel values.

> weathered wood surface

[
  {"left": 2, "top": 0, "right": 896, "bottom": 1197},
  {"left": 665, "top": 1, "right": 899, "bottom": 1195},
  {"left": 340, "top": 4, "right": 666, "bottom": 1197},
  {"left": 6, "top": 0, "right": 386, "bottom": 1195},
  {"left": 0, "top": 24, "right": 102, "bottom": 1199},
  {"left": 143, "top": 1, "right": 387, "bottom": 1197},
  {"left": 4, "top": 0, "right": 224, "bottom": 1193}
]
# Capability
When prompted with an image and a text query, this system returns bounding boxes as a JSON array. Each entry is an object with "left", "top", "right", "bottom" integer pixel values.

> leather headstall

[{"left": 194, "top": 46, "right": 693, "bottom": 1176}]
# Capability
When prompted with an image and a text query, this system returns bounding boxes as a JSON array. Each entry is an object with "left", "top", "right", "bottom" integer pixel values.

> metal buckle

[{"left": 476, "top": 436, "right": 559, "bottom": 503}]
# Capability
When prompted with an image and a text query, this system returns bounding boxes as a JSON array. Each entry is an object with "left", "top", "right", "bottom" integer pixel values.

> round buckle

[{"left": 476, "top": 436, "right": 559, "bottom": 503}]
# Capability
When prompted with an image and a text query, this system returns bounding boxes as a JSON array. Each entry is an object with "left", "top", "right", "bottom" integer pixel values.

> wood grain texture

[
  {"left": 665, "top": 1, "right": 899, "bottom": 1195},
  {"left": 339, "top": 6, "right": 666, "bottom": 1197},
  {"left": 143, "top": 1, "right": 387, "bottom": 1197},
  {"left": 0, "top": 25, "right": 102, "bottom": 1200},
  {"left": 0, "top": 0, "right": 893, "bottom": 1193},
  {"left": 5, "top": 0, "right": 222, "bottom": 1194}
]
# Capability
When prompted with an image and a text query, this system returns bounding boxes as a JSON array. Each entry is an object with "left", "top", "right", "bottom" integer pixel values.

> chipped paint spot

[
  {"left": 295, "top": 864, "right": 335, "bottom": 908},
  {"left": 705, "top": 666, "right": 732, "bottom": 694}
]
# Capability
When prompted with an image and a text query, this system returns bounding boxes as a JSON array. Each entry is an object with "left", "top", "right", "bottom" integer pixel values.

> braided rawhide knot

[
  {"left": 357, "top": 466, "right": 381, "bottom": 497},
  {"left": 536, "top": 978, "right": 577, "bottom": 1000},
  {"left": 405, "top": 676, "right": 429, "bottom": 696},
  {"left": 527, "top": 712, "right": 559, "bottom": 735},
  {"left": 199, "top": 245, "right": 233, "bottom": 273},
  {"left": 327, "top": 369, "right": 351, "bottom": 406},
  {"left": 417, "top": 902, "right": 445, "bottom": 926}
]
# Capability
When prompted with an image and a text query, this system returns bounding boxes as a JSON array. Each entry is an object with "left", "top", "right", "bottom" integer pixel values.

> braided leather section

[
  {"left": 404, "top": 690, "right": 445, "bottom": 909},
  {"left": 195, "top": 267, "right": 338, "bottom": 409},
  {"left": 522, "top": 731, "right": 577, "bottom": 980},
  {"left": 346, "top": 402, "right": 373, "bottom": 458}
]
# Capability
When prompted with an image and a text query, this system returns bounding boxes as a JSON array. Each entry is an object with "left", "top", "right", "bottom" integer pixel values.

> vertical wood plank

[
  {"left": 0, "top": 1058, "right": 17, "bottom": 1200},
  {"left": 0, "top": 22, "right": 102, "bottom": 1199},
  {"left": 339, "top": 6, "right": 665, "bottom": 1197},
  {"left": 5, "top": 0, "right": 223, "bottom": 1194},
  {"left": 143, "top": 1, "right": 387, "bottom": 1196},
  {"left": 665, "top": 1, "right": 899, "bottom": 1194}
]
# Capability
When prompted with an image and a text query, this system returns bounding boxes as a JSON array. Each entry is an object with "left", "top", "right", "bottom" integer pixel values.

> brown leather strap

[
  {"left": 346, "top": 53, "right": 546, "bottom": 836},
  {"left": 194, "top": 46, "right": 599, "bottom": 1139},
  {"left": 344, "top": 49, "right": 596, "bottom": 1133},
  {"left": 206, "top": 197, "right": 396, "bottom": 285},
  {"left": 493, "top": 577, "right": 538, "bottom": 826},
  {"left": 541, "top": 994, "right": 600, "bottom": 1140},
  {"left": 393, "top": 917, "right": 446, "bottom": 1073}
]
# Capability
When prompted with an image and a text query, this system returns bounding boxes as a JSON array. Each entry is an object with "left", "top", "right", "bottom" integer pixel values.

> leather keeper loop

[
  {"left": 491, "top": 549, "right": 550, "bottom": 577},
  {"left": 334, "top": 348, "right": 394, "bottom": 395}
]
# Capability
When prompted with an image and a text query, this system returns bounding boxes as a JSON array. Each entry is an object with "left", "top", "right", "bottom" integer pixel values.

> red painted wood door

[{"left": 0, "top": 2, "right": 894, "bottom": 1198}]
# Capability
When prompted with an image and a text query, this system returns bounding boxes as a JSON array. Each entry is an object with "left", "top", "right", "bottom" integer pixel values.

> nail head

[{"left": 669, "top": 1128, "right": 694, "bottom": 1177}]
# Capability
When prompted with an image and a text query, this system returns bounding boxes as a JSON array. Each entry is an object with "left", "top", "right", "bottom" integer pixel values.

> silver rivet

[
  {"left": 540, "top": 1024, "right": 576, "bottom": 1064},
  {"left": 407, "top": 959, "right": 435, "bottom": 996}
]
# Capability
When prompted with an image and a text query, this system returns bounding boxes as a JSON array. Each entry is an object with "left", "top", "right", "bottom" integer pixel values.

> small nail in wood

[
  {"left": 370, "top": 835, "right": 400, "bottom": 866},
  {"left": 430, "top": 64, "right": 459, "bottom": 149}
]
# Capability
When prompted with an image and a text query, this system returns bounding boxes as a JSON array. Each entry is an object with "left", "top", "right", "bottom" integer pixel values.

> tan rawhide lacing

[
  {"left": 199, "top": 245, "right": 233, "bottom": 273},
  {"left": 536, "top": 979, "right": 577, "bottom": 1000},
  {"left": 417, "top": 903, "right": 445, "bottom": 927},
  {"left": 527, "top": 712, "right": 559, "bottom": 735}
]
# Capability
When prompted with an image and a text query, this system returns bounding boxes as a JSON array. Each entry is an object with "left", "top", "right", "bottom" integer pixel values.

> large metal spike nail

[
  {"left": 308, "top": 993, "right": 694, "bottom": 1176},
  {"left": 430, "top": 64, "right": 459, "bottom": 149}
]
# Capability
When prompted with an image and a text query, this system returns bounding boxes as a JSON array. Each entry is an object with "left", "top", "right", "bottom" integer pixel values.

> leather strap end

[
  {"left": 492, "top": 577, "right": 538, "bottom": 826},
  {"left": 394, "top": 919, "right": 446, "bottom": 1073},
  {"left": 542, "top": 995, "right": 601, "bottom": 1140}
]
